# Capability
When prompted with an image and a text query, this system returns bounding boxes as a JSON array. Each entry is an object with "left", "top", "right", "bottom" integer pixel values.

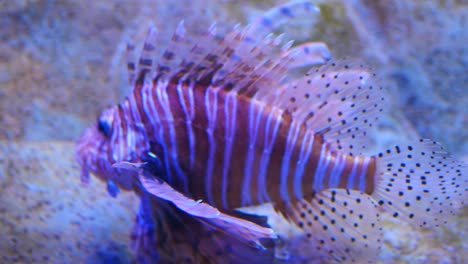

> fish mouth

[
  {"left": 74, "top": 139, "right": 92, "bottom": 185},
  {"left": 75, "top": 144, "right": 111, "bottom": 186},
  {"left": 75, "top": 126, "right": 104, "bottom": 185},
  {"left": 74, "top": 128, "right": 135, "bottom": 190},
  {"left": 79, "top": 162, "right": 91, "bottom": 185}
]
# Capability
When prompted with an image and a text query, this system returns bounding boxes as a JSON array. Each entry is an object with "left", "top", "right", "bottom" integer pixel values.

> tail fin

[{"left": 372, "top": 139, "right": 466, "bottom": 228}]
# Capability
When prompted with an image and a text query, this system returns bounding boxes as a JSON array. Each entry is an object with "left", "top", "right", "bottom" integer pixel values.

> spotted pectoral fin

[{"left": 279, "top": 189, "right": 382, "bottom": 263}]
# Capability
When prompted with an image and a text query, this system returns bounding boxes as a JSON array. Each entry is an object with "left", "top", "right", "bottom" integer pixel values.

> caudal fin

[{"left": 372, "top": 138, "right": 467, "bottom": 228}]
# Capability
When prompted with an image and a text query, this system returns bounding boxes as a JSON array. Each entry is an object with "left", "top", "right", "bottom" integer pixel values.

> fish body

[
  {"left": 75, "top": 1, "right": 467, "bottom": 263},
  {"left": 99, "top": 67, "right": 378, "bottom": 210}
]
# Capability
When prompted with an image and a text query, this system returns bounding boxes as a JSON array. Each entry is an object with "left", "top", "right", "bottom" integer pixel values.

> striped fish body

[
  {"left": 122, "top": 79, "right": 376, "bottom": 211},
  {"left": 75, "top": 2, "right": 466, "bottom": 262}
]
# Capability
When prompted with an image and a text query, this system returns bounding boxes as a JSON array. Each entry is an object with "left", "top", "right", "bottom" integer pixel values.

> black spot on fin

[
  {"left": 280, "top": 189, "right": 382, "bottom": 263},
  {"left": 373, "top": 138, "right": 467, "bottom": 228}
]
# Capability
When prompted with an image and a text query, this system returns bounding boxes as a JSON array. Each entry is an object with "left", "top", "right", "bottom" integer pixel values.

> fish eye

[{"left": 97, "top": 118, "right": 111, "bottom": 137}]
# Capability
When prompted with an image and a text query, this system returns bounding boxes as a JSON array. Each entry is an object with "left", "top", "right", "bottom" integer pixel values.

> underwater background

[{"left": 0, "top": 0, "right": 466, "bottom": 263}]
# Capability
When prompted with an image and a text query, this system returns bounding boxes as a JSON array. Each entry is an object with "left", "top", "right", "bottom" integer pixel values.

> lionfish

[{"left": 75, "top": 1, "right": 466, "bottom": 263}]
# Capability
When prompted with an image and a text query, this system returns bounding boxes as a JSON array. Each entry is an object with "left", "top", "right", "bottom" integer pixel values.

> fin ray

[
  {"left": 271, "top": 62, "right": 387, "bottom": 155},
  {"left": 373, "top": 139, "right": 467, "bottom": 228},
  {"left": 282, "top": 189, "right": 382, "bottom": 263},
  {"left": 128, "top": 3, "right": 330, "bottom": 102},
  {"left": 117, "top": 161, "right": 279, "bottom": 247}
]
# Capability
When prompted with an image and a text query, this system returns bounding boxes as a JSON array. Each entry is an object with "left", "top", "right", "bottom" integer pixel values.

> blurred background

[{"left": 0, "top": 0, "right": 466, "bottom": 263}]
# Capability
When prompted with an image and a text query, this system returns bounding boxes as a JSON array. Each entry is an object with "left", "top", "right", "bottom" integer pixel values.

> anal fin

[{"left": 280, "top": 189, "right": 382, "bottom": 263}]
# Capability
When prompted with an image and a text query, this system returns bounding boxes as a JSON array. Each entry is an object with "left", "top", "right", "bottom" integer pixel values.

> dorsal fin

[
  {"left": 126, "top": 43, "right": 137, "bottom": 86},
  {"left": 125, "top": 22, "right": 292, "bottom": 99},
  {"left": 269, "top": 62, "right": 387, "bottom": 155},
  {"left": 125, "top": 1, "right": 331, "bottom": 100},
  {"left": 172, "top": 24, "right": 296, "bottom": 97},
  {"left": 126, "top": 24, "right": 159, "bottom": 88}
]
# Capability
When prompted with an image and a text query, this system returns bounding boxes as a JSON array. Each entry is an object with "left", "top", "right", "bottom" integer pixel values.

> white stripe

[
  {"left": 257, "top": 108, "right": 282, "bottom": 203},
  {"left": 328, "top": 153, "right": 346, "bottom": 188},
  {"left": 122, "top": 102, "right": 135, "bottom": 159},
  {"left": 143, "top": 83, "right": 174, "bottom": 184},
  {"left": 221, "top": 91, "right": 238, "bottom": 209},
  {"left": 241, "top": 101, "right": 265, "bottom": 206},
  {"left": 142, "top": 83, "right": 161, "bottom": 135},
  {"left": 155, "top": 82, "right": 174, "bottom": 122},
  {"left": 110, "top": 109, "right": 120, "bottom": 162},
  {"left": 313, "top": 144, "right": 329, "bottom": 192},
  {"left": 156, "top": 80, "right": 189, "bottom": 192},
  {"left": 117, "top": 110, "right": 126, "bottom": 162},
  {"left": 358, "top": 157, "right": 371, "bottom": 192},
  {"left": 176, "top": 82, "right": 196, "bottom": 169},
  {"left": 127, "top": 94, "right": 145, "bottom": 151},
  {"left": 186, "top": 82, "right": 196, "bottom": 120},
  {"left": 204, "top": 86, "right": 220, "bottom": 206},
  {"left": 187, "top": 82, "right": 196, "bottom": 166},
  {"left": 280, "top": 121, "right": 301, "bottom": 202},
  {"left": 346, "top": 156, "right": 360, "bottom": 189},
  {"left": 293, "top": 131, "right": 314, "bottom": 199}
]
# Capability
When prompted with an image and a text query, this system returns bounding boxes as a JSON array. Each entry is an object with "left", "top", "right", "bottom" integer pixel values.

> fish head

[{"left": 75, "top": 106, "right": 135, "bottom": 190}]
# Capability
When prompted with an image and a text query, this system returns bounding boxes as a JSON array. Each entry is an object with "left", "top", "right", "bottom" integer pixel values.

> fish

[{"left": 75, "top": 1, "right": 467, "bottom": 263}]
